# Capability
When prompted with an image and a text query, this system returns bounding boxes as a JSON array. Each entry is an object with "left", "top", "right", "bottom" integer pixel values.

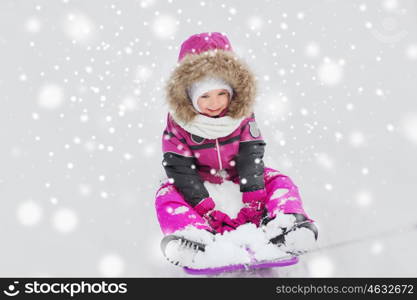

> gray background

[{"left": 0, "top": 0, "right": 416, "bottom": 277}]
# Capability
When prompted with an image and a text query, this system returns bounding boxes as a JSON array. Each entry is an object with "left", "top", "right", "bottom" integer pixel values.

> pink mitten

[
  {"left": 194, "top": 198, "right": 237, "bottom": 233},
  {"left": 194, "top": 197, "right": 215, "bottom": 217},
  {"left": 208, "top": 210, "right": 237, "bottom": 234},
  {"left": 235, "top": 189, "right": 267, "bottom": 227}
]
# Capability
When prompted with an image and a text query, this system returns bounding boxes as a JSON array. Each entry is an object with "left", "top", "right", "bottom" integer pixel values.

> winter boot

[
  {"left": 160, "top": 235, "right": 206, "bottom": 267},
  {"left": 262, "top": 213, "right": 318, "bottom": 254}
]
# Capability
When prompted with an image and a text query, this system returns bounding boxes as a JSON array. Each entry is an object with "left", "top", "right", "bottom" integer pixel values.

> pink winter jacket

[
  {"left": 161, "top": 112, "right": 266, "bottom": 207},
  {"left": 162, "top": 33, "right": 263, "bottom": 208}
]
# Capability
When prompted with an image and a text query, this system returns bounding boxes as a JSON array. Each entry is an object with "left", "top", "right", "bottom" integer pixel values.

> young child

[{"left": 155, "top": 32, "right": 318, "bottom": 267}]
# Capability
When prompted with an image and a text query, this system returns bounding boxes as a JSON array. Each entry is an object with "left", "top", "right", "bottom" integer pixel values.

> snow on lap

[
  {"left": 167, "top": 181, "right": 296, "bottom": 268},
  {"left": 193, "top": 224, "right": 288, "bottom": 269},
  {"left": 203, "top": 180, "right": 244, "bottom": 218}
]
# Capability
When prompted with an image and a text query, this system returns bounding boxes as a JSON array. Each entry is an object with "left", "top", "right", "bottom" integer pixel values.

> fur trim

[{"left": 165, "top": 50, "right": 257, "bottom": 123}]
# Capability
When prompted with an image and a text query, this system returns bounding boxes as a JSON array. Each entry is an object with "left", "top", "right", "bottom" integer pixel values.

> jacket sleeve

[
  {"left": 161, "top": 115, "right": 210, "bottom": 207},
  {"left": 234, "top": 113, "right": 266, "bottom": 193}
]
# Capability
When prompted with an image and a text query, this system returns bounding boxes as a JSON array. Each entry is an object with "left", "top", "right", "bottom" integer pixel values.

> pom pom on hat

[{"left": 187, "top": 76, "right": 233, "bottom": 113}]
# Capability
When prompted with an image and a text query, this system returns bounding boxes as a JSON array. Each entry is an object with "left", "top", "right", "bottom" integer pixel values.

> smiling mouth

[{"left": 208, "top": 108, "right": 221, "bottom": 112}]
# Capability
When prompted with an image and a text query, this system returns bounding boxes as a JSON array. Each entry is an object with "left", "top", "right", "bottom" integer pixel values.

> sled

[
  {"left": 161, "top": 234, "right": 301, "bottom": 275},
  {"left": 183, "top": 255, "right": 299, "bottom": 275}
]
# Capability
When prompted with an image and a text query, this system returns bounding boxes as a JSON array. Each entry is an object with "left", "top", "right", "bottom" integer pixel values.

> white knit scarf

[{"left": 170, "top": 111, "right": 245, "bottom": 139}]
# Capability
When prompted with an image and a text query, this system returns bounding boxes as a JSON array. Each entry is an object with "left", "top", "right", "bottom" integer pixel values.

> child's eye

[
  {"left": 201, "top": 95, "right": 209, "bottom": 98},
  {"left": 218, "top": 92, "right": 226, "bottom": 95}
]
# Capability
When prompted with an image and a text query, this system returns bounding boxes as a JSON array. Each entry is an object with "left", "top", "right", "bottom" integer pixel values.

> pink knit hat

[
  {"left": 178, "top": 32, "right": 235, "bottom": 113},
  {"left": 178, "top": 32, "right": 233, "bottom": 62}
]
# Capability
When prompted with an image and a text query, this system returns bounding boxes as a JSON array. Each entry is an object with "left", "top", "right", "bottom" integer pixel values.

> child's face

[{"left": 197, "top": 89, "right": 230, "bottom": 117}]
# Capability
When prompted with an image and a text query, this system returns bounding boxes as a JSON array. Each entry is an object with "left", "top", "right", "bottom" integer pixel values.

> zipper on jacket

[{"left": 215, "top": 138, "right": 223, "bottom": 170}]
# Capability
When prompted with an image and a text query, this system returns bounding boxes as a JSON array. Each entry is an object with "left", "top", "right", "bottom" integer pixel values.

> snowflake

[
  {"left": 265, "top": 171, "right": 280, "bottom": 180},
  {"left": 278, "top": 196, "right": 297, "bottom": 206},
  {"left": 157, "top": 186, "right": 172, "bottom": 197},
  {"left": 172, "top": 206, "right": 189, "bottom": 215},
  {"left": 271, "top": 188, "right": 289, "bottom": 199}
]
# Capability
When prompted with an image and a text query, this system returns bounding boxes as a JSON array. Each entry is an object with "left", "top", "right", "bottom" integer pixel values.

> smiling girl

[{"left": 155, "top": 32, "right": 318, "bottom": 267}]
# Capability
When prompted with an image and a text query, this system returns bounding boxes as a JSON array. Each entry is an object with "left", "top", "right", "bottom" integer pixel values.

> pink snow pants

[{"left": 155, "top": 167, "right": 311, "bottom": 235}]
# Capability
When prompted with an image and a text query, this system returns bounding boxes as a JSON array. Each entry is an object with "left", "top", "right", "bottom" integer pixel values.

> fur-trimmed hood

[{"left": 165, "top": 49, "right": 257, "bottom": 124}]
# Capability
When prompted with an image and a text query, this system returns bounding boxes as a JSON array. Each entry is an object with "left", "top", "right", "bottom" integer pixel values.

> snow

[
  {"left": 171, "top": 226, "right": 216, "bottom": 246},
  {"left": 400, "top": 113, "right": 417, "bottom": 145},
  {"left": 80, "top": 114, "right": 89, "bottom": 122},
  {"left": 317, "top": 59, "right": 344, "bottom": 86},
  {"left": 361, "top": 167, "right": 369, "bottom": 175},
  {"left": 382, "top": 0, "right": 399, "bottom": 12},
  {"left": 123, "top": 153, "right": 133, "bottom": 160},
  {"left": 386, "top": 123, "right": 395, "bottom": 132},
  {"left": 405, "top": 44, "right": 417, "bottom": 60},
  {"left": 51, "top": 208, "right": 78, "bottom": 234},
  {"left": 78, "top": 184, "right": 92, "bottom": 197},
  {"left": 324, "top": 183, "right": 333, "bottom": 191},
  {"left": 375, "top": 88, "right": 384, "bottom": 97},
  {"left": 166, "top": 209, "right": 319, "bottom": 269},
  {"left": 135, "top": 66, "right": 153, "bottom": 82},
  {"left": 261, "top": 93, "right": 290, "bottom": 120},
  {"left": 307, "top": 256, "right": 334, "bottom": 277},
  {"left": 282, "top": 227, "right": 317, "bottom": 252},
  {"left": 38, "top": 84, "right": 65, "bottom": 110},
  {"left": 349, "top": 131, "right": 366, "bottom": 147},
  {"left": 144, "top": 144, "right": 156, "bottom": 156},
  {"left": 25, "top": 17, "right": 41, "bottom": 33},
  {"left": 229, "top": 8, "right": 237, "bottom": 15},
  {"left": 152, "top": 14, "right": 178, "bottom": 39},
  {"left": 271, "top": 188, "right": 289, "bottom": 199},
  {"left": 63, "top": 12, "right": 95, "bottom": 43},
  {"left": 358, "top": 4, "right": 367, "bottom": 12},
  {"left": 355, "top": 190, "right": 373, "bottom": 207},
  {"left": 16, "top": 201, "right": 43, "bottom": 227},
  {"left": 315, "top": 152, "right": 334, "bottom": 170},
  {"left": 140, "top": 0, "right": 156, "bottom": 9},
  {"left": 98, "top": 254, "right": 125, "bottom": 277},
  {"left": 156, "top": 186, "right": 172, "bottom": 197},
  {"left": 172, "top": 223, "right": 290, "bottom": 269},
  {"left": 203, "top": 180, "right": 244, "bottom": 218},
  {"left": 173, "top": 206, "right": 189, "bottom": 215},
  {"left": 248, "top": 16, "right": 263, "bottom": 31}
]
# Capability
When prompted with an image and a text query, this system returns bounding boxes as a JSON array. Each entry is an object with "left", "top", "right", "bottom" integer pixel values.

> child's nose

[{"left": 211, "top": 95, "right": 222, "bottom": 106}]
